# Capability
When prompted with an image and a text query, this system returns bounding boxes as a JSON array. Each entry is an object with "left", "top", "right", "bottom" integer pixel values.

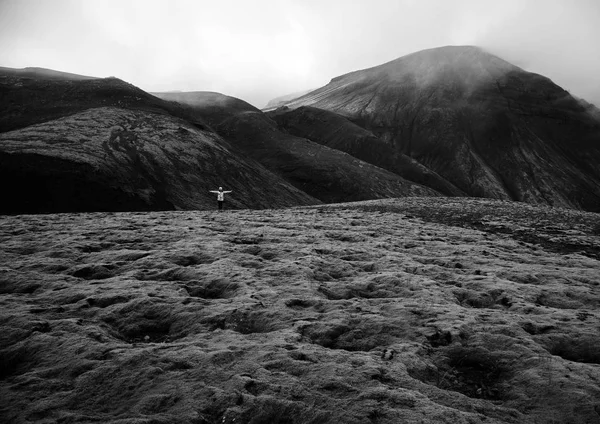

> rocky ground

[{"left": 1, "top": 197, "right": 599, "bottom": 423}]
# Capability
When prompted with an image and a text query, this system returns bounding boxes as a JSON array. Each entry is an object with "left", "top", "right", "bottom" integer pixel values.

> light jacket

[{"left": 210, "top": 190, "right": 232, "bottom": 201}]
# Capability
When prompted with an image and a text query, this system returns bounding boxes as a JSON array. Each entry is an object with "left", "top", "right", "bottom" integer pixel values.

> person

[{"left": 209, "top": 187, "right": 232, "bottom": 211}]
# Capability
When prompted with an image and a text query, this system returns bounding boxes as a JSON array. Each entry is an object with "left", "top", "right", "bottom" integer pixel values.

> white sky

[{"left": 1, "top": 0, "right": 599, "bottom": 108}]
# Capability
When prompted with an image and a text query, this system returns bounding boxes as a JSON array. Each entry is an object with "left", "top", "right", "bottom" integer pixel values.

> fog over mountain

[{"left": 0, "top": 0, "right": 598, "bottom": 108}]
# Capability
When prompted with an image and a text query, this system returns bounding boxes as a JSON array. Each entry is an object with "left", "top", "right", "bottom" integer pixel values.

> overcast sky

[{"left": 1, "top": 0, "right": 599, "bottom": 108}]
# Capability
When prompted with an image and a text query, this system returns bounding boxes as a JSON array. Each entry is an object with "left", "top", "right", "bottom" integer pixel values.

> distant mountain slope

[
  {"left": 0, "top": 71, "right": 206, "bottom": 133},
  {"left": 262, "top": 88, "right": 314, "bottom": 111},
  {"left": 0, "top": 107, "right": 319, "bottom": 214},
  {"left": 154, "top": 91, "right": 441, "bottom": 203},
  {"left": 268, "top": 105, "right": 465, "bottom": 196},
  {"left": 0, "top": 66, "right": 98, "bottom": 81},
  {"left": 277, "top": 46, "right": 600, "bottom": 212}
]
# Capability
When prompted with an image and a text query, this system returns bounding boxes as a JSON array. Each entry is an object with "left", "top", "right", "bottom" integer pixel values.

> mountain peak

[
  {"left": 273, "top": 45, "right": 600, "bottom": 212},
  {"left": 331, "top": 45, "right": 519, "bottom": 88}
]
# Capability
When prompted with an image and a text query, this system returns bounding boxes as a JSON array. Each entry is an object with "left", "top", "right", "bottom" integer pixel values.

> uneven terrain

[{"left": 1, "top": 198, "right": 599, "bottom": 423}]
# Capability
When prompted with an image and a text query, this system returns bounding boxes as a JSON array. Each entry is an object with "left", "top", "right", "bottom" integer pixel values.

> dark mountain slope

[
  {"left": 279, "top": 46, "right": 600, "bottom": 212},
  {"left": 153, "top": 91, "right": 441, "bottom": 203},
  {"left": 0, "top": 107, "right": 319, "bottom": 214},
  {"left": 0, "top": 73, "right": 319, "bottom": 214},
  {"left": 0, "top": 68, "right": 206, "bottom": 133},
  {"left": 268, "top": 105, "right": 465, "bottom": 196},
  {"left": 0, "top": 66, "right": 98, "bottom": 81},
  {"left": 262, "top": 88, "right": 314, "bottom": 110}
]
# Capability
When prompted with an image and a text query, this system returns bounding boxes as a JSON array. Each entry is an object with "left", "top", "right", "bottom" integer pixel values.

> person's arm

[
  {"left": 224, "top": 191, "right": 232, "bottom": 194},
  {"left": 209, "top": 191, "right": 219, "bottom": 193}
]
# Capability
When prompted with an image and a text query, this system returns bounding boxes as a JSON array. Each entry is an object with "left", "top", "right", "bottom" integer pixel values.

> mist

[{"left": 0, "top": 0, "right": 598, "bottom": 108}]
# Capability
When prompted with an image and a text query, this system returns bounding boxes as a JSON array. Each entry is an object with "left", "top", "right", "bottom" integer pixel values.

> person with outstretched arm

[{"left": 209, "top": 187, "right": 232, "bottom": 211}]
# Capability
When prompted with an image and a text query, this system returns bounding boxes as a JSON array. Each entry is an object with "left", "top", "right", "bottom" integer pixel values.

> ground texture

[{"left": 1, "top": 198, "right": 599, "bottom": 423}]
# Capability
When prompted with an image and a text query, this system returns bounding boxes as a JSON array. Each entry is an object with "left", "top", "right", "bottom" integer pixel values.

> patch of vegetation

[
  {"left": 284, "top": 298, "right": 322, "bottom": 310},
  {"left": 69, "top": 264, "right": 115, "bottom": 280},
  {"left": 520, "top": 322, "right": 555, "bottom": 335},
  {"left": 183, "top": 278, "right": 239, "bottom": 299},
  {"left": 318, "top": 278, "right": 414, "bottom": 300},
  {"left": 101, "top": 299, "right": 176, "bottom": 343},
  {"left": 545, "top": 335, "right": 600, "bottom": 364},
  {"left": 454, "top": 288, "right": 512, "bottom": 309},
  {"left": 86, "top": 295, "right": 131, "bottom": 308},
  {"left": 300, "top": 318, "right": 409, "bottom": 352},
  {"left": 0, "top": 278, "right": 41, "bottom": 294},
  {"left": 203, "top": 309, "right": 284, "bottom": 334},
  {"left": 0, "top": 345, "right": 30, "bottom": 379},
  {"left": 241, "top": 397, "right": 331, "bottom": 424},
  {"left": 169, "top": 252, "right": 215, "bottom": 266},
  {"left": 533, "top": 291, "right": 584, "bottom": 309},
  {"left": 409, "top": 343, "right": 510, "bottom": 401}
]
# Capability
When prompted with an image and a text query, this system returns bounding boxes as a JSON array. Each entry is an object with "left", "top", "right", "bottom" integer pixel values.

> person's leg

[{"left": 218, "top": 201, "right": 223, "bottom": 210}]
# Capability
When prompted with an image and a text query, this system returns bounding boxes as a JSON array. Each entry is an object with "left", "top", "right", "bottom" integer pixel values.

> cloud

[
  {"left": 0, "top": 0, "right": 598, "bottom": 107},
  {"left": 474, "top": 0, "right": 600, "bottom": 103}
]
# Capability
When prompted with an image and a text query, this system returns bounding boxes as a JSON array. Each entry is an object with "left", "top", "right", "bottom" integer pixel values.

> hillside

[
  {"left": 0, "top": 66, "right": 98, "bottom": 81},
  {"left": 0, "top": 107, "right": 318, "bottom": 214},
  {"left": 263, "top": 88, "right": 314, "bottom": 110},
  {"left": 0, "top": 68, "right": 205, "bottom": 133},
  {"left": 0, "top": 72, "right": 323, "bottom": 213},
  {"left": 268, "top": 105, "right": 465, "bottom": 196},
  {"left": 276, "top": 46, "right": 600, "bottom": 212},
  {"left": 153, "top": 91, "right": 441, "bottom": 203},
  {"left": 1, "top": 198, "right": 599, "bottom": 423}
]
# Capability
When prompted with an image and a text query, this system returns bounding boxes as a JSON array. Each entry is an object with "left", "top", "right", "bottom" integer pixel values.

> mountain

[
  {"left": 0, "top": 66, "right": 98, "bottom": 81},
  {"left": 0, "top": 73, "right": 319, "bottom": 213},
  {"left": 5, "top": 45, "right": 600, "bottom": 214},
  {"left": 0, "top": 66, "right": 205, "bottom": 133},
  {"left": 575, "top": 96, "right": 600, "bottom": 121},
  {"left": 275, "top": 46, "right": 600, "bottom": 212},
  {"left": 153, "top": 91, "right": 441, "bottom": 203},
  {"left": 262, "top": 88, "right": 314, "bottom": 110},
  {"left": 268, "top": 105, "right": 466, "bottom": 196}
]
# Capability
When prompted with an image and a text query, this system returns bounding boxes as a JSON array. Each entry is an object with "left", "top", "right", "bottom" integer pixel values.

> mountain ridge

[
  {"left": 272, "top": 45, "right": 600, "bottom": 212},
  {"left": 153, "top": 91, "right": 441, "bottom": 204},
  {"left": 0, "top": 77, "right": 320, "bottom": 213},
  {"left": 2, "top": 44, "right": 600, "bottom": 213},
  {"left": 0, "top": 66, "right": 99, "bottom": 81}
]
